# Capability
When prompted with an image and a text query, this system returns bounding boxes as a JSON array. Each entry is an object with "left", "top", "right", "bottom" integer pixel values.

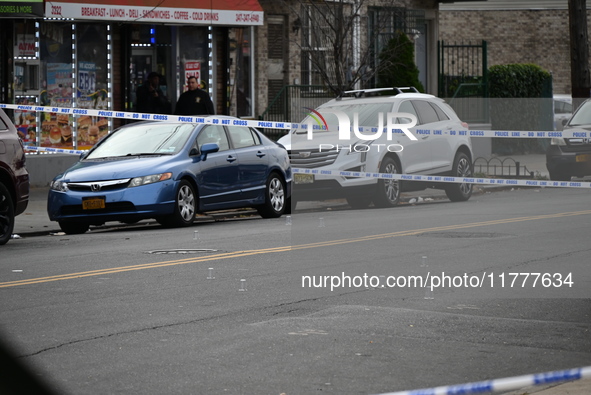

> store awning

[
  {"left": 45, "top": 0, "right": 264, "bottom": 25},
  {"left": 1, "top": 0, "right": 44, "bottom": 17}
]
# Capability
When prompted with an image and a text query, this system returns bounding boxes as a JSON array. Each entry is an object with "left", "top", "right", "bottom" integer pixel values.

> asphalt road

[{"left": 1, "top": 186, "right": 590, "bottom": 394}]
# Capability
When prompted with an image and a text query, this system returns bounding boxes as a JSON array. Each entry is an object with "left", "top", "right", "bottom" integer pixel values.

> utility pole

[{"left": 568, "top": 0, "right": 590, "bottom": 109}]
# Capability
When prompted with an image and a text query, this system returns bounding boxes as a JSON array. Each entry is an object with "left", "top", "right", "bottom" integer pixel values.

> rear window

[
  {"left": 430, "top": 102, "right": 451, "bottom": 121},
  {"left": 412, "top": 100, "right": 440, "bottom": 124}
]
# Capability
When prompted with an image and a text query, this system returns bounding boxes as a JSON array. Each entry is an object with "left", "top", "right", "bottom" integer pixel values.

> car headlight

[
  {"left": 50, "top": 180, "right": 69, "bottom": 192},
  {"left": 129, "top": 172, "right": 172, "bottom": 187},
  {"left": 550, "top": 137, "right": 566, "bottom": 146}
]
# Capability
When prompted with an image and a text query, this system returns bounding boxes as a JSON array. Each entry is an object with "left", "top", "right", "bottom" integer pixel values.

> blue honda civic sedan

[{"left": 47, "top": 118, "right": 292, "bottom": 234}]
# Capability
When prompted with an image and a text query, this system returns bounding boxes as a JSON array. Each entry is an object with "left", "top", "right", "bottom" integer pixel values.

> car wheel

[
  {"left": 0, "top": 183, "right": 15, "bottom": 245},
  {"left": 59, "top": 221, "right": 90, "bottom": 235},
  {"left": 548, "top": 170, "right": 572, "bottom": 181},
  {"left": 257, "top": 173, "right": 286, "bottom": 218},
  {"left": 445, "top": 152, "right": 473, "bottom": 202},
  {"left": 347, "top": 195, "right": 372, "bottom": 209},
  {"left": 158, "top": 180, "right": 196, "bottom": 228},
  {"left": 373, "top": 156, "right": 401, "bottom": 208}
]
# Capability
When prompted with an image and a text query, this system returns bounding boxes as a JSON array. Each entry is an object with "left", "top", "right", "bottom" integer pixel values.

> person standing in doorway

[
  {"left": 136, "top": 72, "right": 171, "bottom": 114},
  {"left": 174, "top": 76, "right": 215, "bottom": 115}
]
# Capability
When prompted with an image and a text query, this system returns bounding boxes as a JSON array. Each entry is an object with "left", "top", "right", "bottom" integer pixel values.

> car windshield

[
  {"left": 567, "top": 101, "right": 591, "bottom": 126},
  {"left": 295, "top": 102, "right": 394, "bottom": 134},
  {"left": 86, "top": 123, "right": 196, "bottom": 159}
]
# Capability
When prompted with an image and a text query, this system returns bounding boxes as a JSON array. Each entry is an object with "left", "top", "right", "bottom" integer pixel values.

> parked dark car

[
  {"left": 47, "top": 118, "right": 292, "bottom": 234},
  {"left": 0, "top": 108, "right": 30, "bottom": 245},
  {"left": 546, "top": 98, "right": 591, "bottom": 181}
]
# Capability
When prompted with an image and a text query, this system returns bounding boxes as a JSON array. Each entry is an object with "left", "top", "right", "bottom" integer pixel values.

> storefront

[{"left": 0, "top": 0, "right": 263, "bottom": 151}]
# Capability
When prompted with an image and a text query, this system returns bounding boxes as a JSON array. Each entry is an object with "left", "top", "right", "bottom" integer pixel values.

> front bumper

[
  {"left": 546, "top": 145, "right": 591, "bottom": 177},
  {"left": 47, "top": 180, "right": 177, "bottom": 224}
]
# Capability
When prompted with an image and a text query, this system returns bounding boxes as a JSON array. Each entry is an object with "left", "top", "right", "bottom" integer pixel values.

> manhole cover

[{"left": 146, "top": 249, "right": 218, "bottom": 254}]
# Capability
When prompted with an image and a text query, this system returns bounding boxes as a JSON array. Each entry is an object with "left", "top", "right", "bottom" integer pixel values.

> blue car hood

[{"left": 60, "top": 156, "right": 175, "bottom": 182}]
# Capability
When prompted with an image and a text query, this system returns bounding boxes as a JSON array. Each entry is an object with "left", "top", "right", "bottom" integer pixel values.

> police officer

[{"left": 174, "top": 76, "right": 215, "bottom": 115}]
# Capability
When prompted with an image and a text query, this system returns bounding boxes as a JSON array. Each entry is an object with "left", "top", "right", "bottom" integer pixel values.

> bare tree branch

[{"left": 281, "top": 0, "right": 417, "bottom": 96}]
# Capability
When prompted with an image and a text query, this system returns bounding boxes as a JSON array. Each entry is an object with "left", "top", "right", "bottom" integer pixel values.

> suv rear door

[
  {"left": 411, "top": 99, "right": 457, "bottom": 173},
  {"left": 395, "top": 100, "right": 435, "bottom": 174}
]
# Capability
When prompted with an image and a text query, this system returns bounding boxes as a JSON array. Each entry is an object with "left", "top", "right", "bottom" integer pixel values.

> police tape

[
  {"left": 24, "top": 144, "right": 587, "bottom": 189},
  {"left": 2, "top": 103, "right": 589, "bottom": 139},
  {"left": 24, "top": 145, "right": 86, "bottom": 155},
  {"left": 375, "top": 365, "right": 591, "bottom": 395},
  {"left": 20, "top": 147, "right": 591, "bottom": 189},
  {"left": 292, "top": 168, "right": 591, "bottom": 189}
]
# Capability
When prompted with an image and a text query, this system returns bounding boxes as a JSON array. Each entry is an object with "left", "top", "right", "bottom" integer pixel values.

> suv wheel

[
  {"left": 346, "top": 195, "right": 372, "bottom": 209},
  {"left": 373, "top": 157, "right": 401, "bottom": 208},
  {"left": 445, "top": 152, "right": 473, "bottom": 202},
  {"left": 0, "top": 183, "right": 15, "bottom": 245},
  {"left": 59, "top": 221, "right": 90, "bottom": 235},
  {"left": 548, "top": 170, "right": 572, "bottom": 181}
]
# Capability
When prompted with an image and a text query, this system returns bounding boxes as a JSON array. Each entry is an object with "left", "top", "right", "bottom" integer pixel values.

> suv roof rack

[
  {"left": 338, "top": 87, "right": 393, "bottom": 99},
  {"left": 392, "top": 86, "right": 420, "bottom": 94},
  {"left": 337, "top": 86, "right": 420, "bottom": 99}
]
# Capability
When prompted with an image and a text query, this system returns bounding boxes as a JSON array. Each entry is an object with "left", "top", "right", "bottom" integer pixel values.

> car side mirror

[
  {"left": 562, "top": 119, "right": 568, "bottom": 127},
  {"left": 200, "top": 142, "right": 219, "bottom": 161}
]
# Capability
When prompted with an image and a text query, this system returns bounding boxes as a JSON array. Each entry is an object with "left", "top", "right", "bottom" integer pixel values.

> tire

[
  {"left": 445, "top": 152, "right": 473, "bottom": 202},
  {"left": 0, "top": 183, "right": 15, "bottom": 245},
  {"left": 59, "top": 221, "right": 90, "bottom": 235},
  {"left": 548, "top": 170, "right": 571, "bottom": 181},
  {"left": 257, "top": 173, "right": 286, "bottom": 218},
  {"left": 346, "top": 195, "right": 372, "bottom": 209},
  {"left": 158, "top": 180, "right": 196, "bottom": 228},
  {"left": 373, "top": 156, "right": 401, "bottom": 208}
]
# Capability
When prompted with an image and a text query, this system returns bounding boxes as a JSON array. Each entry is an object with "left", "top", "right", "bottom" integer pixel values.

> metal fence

[
  {"left": 259, "top": 85, "right": 334, "bottom": 139},
  {"left": 438, "top": 40, "right": 489, "bottom": 124}
]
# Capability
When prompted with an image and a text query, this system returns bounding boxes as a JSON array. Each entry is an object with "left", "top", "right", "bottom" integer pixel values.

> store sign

[
  {"left": 45, "top": 0, "right": 264, "bottom": 25},
  {"left": 185, "top": 61, "right": 201, "bottom": 82},
  {"left": 0, "top": 0, "right": 44, "bottom": 17},
  {"left": 14, "top": 34, "right": 36, "bottom": 58}
]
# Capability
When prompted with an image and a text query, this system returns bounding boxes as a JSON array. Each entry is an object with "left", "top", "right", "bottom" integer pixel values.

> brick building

[{"left": 439, "top": 0, "right": 590, "bottom": 95}]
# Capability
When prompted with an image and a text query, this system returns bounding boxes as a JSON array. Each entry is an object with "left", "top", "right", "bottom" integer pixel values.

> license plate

[
  {"left": 82, "top": 197, "right": 105, "bottom": 210},
  {"left": 294, "top": 173, "right": 314, "bottom": 184},
  {"left": 576, "top": 154, "right": 591, "bottom": 162}
]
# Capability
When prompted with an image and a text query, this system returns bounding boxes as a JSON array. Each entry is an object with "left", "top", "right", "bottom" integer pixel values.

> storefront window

[
  {"left": 177, "top": 26, "right": 209, "bottom": 96},
  {"left": 76, "top": 23, "right": 109, "bottom": 149},
  {"left": 40, "top": 22, "right": 74, "bottom": 149},
  {"left": 13, "top": 20, "right": 39, "bottom": 146},
  {"left": 229, "top": 27, "right": 253, "bottom": 118}
]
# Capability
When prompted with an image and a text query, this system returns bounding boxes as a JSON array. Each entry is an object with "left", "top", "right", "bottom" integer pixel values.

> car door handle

[
  {"left": 226, "top": 155, "right": 237, "bottom": 163},
  {"left": 256, "top": 151, "right": 266, "bottom": 158}
]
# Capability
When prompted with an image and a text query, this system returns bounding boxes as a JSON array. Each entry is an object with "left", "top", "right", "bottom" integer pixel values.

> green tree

[{"left": 377, "top": 31, "right": 424, "bottom": 92}]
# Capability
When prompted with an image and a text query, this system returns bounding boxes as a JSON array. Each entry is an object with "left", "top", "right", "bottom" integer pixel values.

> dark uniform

[
  {"left": 174, "top": 89, "right": 215, "bottom": 115},
  {"left": 136, "top": 73, "right": 171, "bottom": 114}
]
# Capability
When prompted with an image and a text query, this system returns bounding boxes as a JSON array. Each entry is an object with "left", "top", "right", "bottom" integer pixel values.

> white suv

[{"left": 278, "top": 88, "right": 473, "bottom": 209}]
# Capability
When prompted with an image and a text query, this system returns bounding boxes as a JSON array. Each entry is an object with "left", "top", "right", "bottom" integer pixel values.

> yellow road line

[{"left": 2, "top": 209, "right": 590, "bottom": 288}]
